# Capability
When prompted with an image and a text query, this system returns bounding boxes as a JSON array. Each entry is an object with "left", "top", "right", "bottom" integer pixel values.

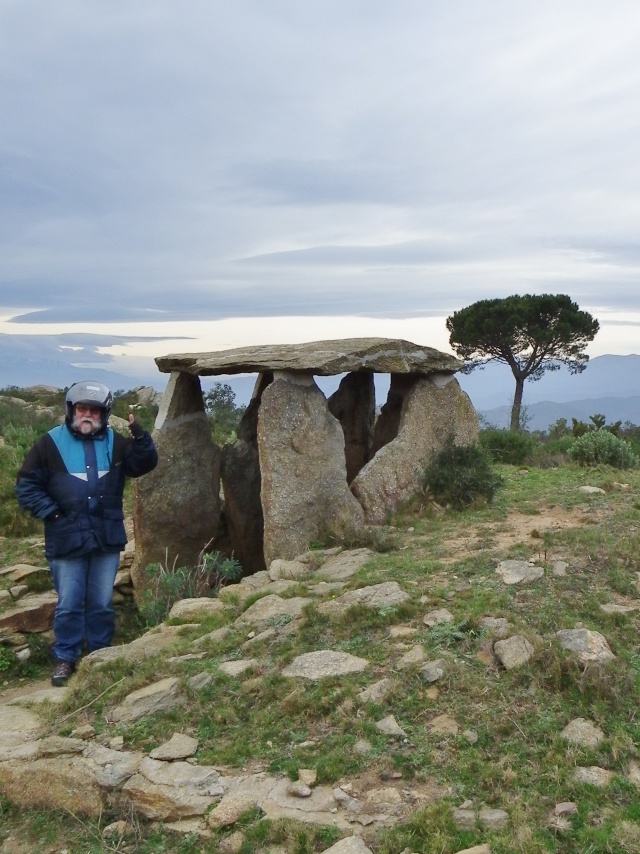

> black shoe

[{"left": 51, "top": 659, "right": 75, "bottom": 687}]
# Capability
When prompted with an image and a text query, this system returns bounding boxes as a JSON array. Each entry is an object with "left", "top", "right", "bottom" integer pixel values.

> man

[{"left": 15, "top": 381, "right": 158, "bottom": 686}]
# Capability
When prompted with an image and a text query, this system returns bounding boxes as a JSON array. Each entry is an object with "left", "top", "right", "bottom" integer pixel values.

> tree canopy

[{"left": 446, "top": 294, "right": 599, "bottom": 431}]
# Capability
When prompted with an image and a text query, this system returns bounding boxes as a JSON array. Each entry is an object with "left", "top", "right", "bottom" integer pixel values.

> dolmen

[{"left": 132, "top": 338, "right": 478, "bottom": 589}]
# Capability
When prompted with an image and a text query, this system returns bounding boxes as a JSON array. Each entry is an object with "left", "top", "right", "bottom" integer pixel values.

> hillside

[
  {"left": 1, "top": 461, "right": 640, "bottom": 853},
  {"left": 479, "top": 396, "right": 640, "bottom": 431}
]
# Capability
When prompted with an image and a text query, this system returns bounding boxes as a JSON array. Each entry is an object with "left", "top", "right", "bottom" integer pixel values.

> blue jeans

[{"left": 49, "top": 550, "right": 120, "bottom": 662}]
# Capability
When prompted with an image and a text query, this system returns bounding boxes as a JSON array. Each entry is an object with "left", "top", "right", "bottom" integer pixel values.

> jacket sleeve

[
  {"left": 122, "top": 430, "right": 158, "bottom": 478},
  {"left": 15, "top": 437, "right": 59, "bottom": 520}
]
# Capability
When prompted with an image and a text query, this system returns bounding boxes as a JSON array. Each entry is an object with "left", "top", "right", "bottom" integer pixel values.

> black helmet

[{"left": 65, "top": 381, "right": 113, "bottom": 435}]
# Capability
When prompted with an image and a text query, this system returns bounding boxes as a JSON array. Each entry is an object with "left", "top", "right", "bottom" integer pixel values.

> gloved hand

[{"left": 128, "top": 414, "right": 144, "bottom": 439}]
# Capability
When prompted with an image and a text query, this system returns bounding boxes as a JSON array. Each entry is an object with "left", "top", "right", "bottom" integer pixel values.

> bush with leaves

[
  {"left": 423, "top": 437, "right": 504, "bottom": 510},
  {"left": 479, "top": 427, "right": 539, "bottom": 465},
  {"left": 568, "top": 429, "right": 638, "bottom": 469},
  {"left": 139, "top": 549, "right": 243, "bottom": 626}
]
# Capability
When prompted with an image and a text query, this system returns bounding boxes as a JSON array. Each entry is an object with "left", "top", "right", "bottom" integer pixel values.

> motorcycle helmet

[{"left": 64, "top": 381, "right": 113, "bottom": 435}]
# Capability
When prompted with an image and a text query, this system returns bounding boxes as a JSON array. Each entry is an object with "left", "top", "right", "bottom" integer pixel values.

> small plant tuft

[
  {"left": 139, "top": 548, "right": 242, "bottom": 626},
  {"left": 423, "top": 437, "right": 504, "bottom": 510}
]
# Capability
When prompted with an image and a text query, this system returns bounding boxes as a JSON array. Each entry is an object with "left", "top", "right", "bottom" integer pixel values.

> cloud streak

[{"left": 1, "top": 0, "right": 640, "bottom": 340}]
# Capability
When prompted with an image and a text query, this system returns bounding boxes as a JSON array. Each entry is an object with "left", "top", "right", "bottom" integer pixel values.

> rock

[
  {"left": 397, "top": 645, "right": 426, "bottom": 668},
  {"left": 156, "top": 337, "right": 461, "bottom": 378},
  {"left": 282, "top": 650, "right": 369, "bottom": 679},
  {"left": 428, "top": 714, "right": 460, "bottom": 736},
  {"left": 219, "top": 659, "right": 258, "bottom": 677},
  {"left": 555, "top": 628, "right": 615, "bottom": 663},
  {"left": 84, "top": 624, "right": 198, "bottom": 667},
  {"left": 327, "top": 371, "right": 376, "bottom": 482},
  {"left": 495, "top": 560, "right": 544, "bottom": 585},
  {"left": 269, "top": 558, "right": 308, "bottom": 580},
  {"left": 357, "top": 678, "right": 393, "bottom": 703},
  {"left": 314, "top": 548, "right": 374, "bottom": 581},
  {"left": 493, "top": 635, "right": 534, "bottom": 669},
  {"left": 375, "top": 715, "right": 407, "bottom": 737},
  {"left": 453, "top": 845, "right": 491, "bottom": 854},
  {"left": 221, "top": 401, "right": 266, "bottom": 575},
  {"left": 573, "top": 766, "right": 614, "bottom": 786},
  {"left": 4, "top": 565, "right": 51, "bottom": 592},
  {"left": 207, "top": 794, "right": 258, "bottom": 828},
  {"left": 149, "top": 733, "right": 199, "bottom": 760},
  {"left": 298, "top": 768, "right": 317, "bottom": 786},
  {"left": 110, "top": 677, "right": 181, "bottom": 723},
  {"left": 287, "top": 780, "right": 312, "bottom": 797},
  {"left": 578, "top": 486, "right": 606, "bottom": 494},
  {"left": 320, "top": 837, "right": 374, "bottom": 854},
  {"left": 561, "top": 718, "right": 605, "bottom": 748},
  {"left": 121, "top": 757, "right": 224, "bottom": 820},
  {"left": 235, "top": 594, "right": 311, "bottom": 630},
  {"left": 599, "top": 603, "right": 638, "bottom": 614},
  {"left": 419, "top": 659, "right": 445, "bottom": 683},
  {"left": 317, "top": 581, "right": 410, "bottom": 615},
  {"left": 479, "top": 617, "right": 513, "bottom": 638},
  {"left": 132, "top": 371, "right": 222, "bottom": 600},
  {"left": 0, "top": 592, "right": 57, "bottom": 633},
  {"left": 168, "top": 598, "right": 225, "bottom": 619},
  {"left": 258, "top": 374, "right": 365, "bottom": 564},
  {"left": 7, "top": 687, "right": 68, "bottom": 706},
  {"left": 0, "top": 756, "right": 105, "bottom": 815},
  {"left": 423, "top": 608, "right": 454, "bottom": 626},
  {"left": 352, "top": 376, "right": 478, "bottom": 524}
]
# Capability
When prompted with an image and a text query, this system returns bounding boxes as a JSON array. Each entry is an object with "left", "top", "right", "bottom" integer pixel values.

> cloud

[{"left": 1, "top": 0, "right": 640, "bottom": 334}]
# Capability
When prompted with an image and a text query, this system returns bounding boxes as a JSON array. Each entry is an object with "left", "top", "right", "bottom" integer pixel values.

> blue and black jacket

[{"left": 15, "top": 424, "right": 158, "bottom": 559}]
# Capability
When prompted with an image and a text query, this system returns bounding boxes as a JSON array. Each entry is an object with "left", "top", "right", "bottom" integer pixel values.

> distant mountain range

[{"left": 1, "top": 332, "right": 638, "bottom": 431}]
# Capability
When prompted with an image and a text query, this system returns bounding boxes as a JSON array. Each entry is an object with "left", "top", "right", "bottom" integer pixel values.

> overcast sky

[{"left": 2, "top": 0, "right": 640, "bottom": 379}]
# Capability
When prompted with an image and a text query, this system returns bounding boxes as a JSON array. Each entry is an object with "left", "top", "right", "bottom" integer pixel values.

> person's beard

[{"left": 72, "top": 414, "right": 102, "bottom": 435}]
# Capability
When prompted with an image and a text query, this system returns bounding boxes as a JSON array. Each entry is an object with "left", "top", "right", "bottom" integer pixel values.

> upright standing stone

[
  {"left": 328, "top": 371, "right": 375, "bottom": 482},
  {"left": 132, "top": 372, "right": 221, "bottom": 599},
  {"left": 352, "top": 375, "right": 478, "bottom": 523},
  {"left": 258, "top": 374, "right": 365, "bottom": 564}
]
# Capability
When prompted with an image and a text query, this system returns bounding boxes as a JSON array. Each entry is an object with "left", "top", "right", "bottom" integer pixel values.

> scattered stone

[
  {"left": 298, "top": 768, "right": 317, "bottom": 786},
  {"left": 555, "top": 629, "right": 615, "bottom": 663},
  {"left": 314, "top": 548, "right": 374, "bottom": 581},
  {"left": 428, "top": 714, "right": 460, "bottom": 736},
  {"left": 551, "top": 560, "right": 569, "bottom": 576},
  {"left": 287, "top": 780, "right": 312, "bottom": 797},
  {"left": 320, "top": 836, "right": 373, "bottom": 854},
  {"left": 419, "top": 659, "right": 445, "bottom": 683},
  {"left": 375, "top": 715, "right": 407, "bottom": 737},
  {"left": 316, "top": 581, "right": 410, "bottom": 615},
  {"left": 149, "top": 733, "right": 199, "bottom": 761},
  {"left": 555, "top": 802, "right": 578, "bottom": 815},
  {"left": 219, "top": 659, "right": 258, "bottom": 677},
  {"left": 269, "top": 559, "right": 308, "bottom": 580},
  {"left": 282, "top": 650, "right": 368, "bottom": 679},
  {"left": 495, "top": 560, "right": 543, "bottom": 585},
  {"left": 168, "top": 598, "right": 225, "bottom": 619},
  {"left": 479, "top": 617, "right": 513, "bottom": 638},
  {"left": 423, "top": 608, "right": 454, "bottom": 626},
  {"left": 388, "top": 625, "right": 418, "bottom": 638},
  {"left": 493, "top": 635, "right": 534, "bottom": 669},
  {"left": 110, "top": 677, "right": 181, "bottom": 723},
  {"left": 397, "top": 645, "right": 426, "bottom": 668},
  {"left": 354, "top": 739, "right": 372, "bottom": 754},
  {"left": 102, "top": 820, "right": 131, "bottom": 838},
  {"left": 463, "top": 730, "right": 478, "bottom": 744},
  {"left": 71, "top": 724, "right": 96, "bottom": 740},
  {"left": 578, "top": 486, "right": 606, "bottom": 494},
  {"left": 574, "top": 766, "right": 614, "bottom": 787},
  {"left": 235, "top": 594, "right": 310, "bottom": 629},
  {"left": 453, "top": 845, "right": 491, "bottom": 854},
  {"left": 600, "top": 603, "right": 638, "bottom": 614},
  {"left": 207, "top": 794, "right": 258, "bottom": 828},
  {"left": 561, "top": 718, "right": 604, "bottom": 748}
]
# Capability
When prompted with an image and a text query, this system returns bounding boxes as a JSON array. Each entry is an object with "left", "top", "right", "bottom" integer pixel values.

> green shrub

[
  {"left": 139, "top": 550, "right": 243, "bottom": 625},
  {"left": 478, "top": 427, "right": 539, "bottom": 465},
  {"left": 423, "top": 437, "right": 504, "bottom": 510},
  {"left": 568, "top": 429, "right": 638, "bottom": 469}
]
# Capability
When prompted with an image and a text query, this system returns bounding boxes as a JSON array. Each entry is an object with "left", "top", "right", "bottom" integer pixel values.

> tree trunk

[{"left": 510, "top": 377, "right": 525, "bottom": 431}]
